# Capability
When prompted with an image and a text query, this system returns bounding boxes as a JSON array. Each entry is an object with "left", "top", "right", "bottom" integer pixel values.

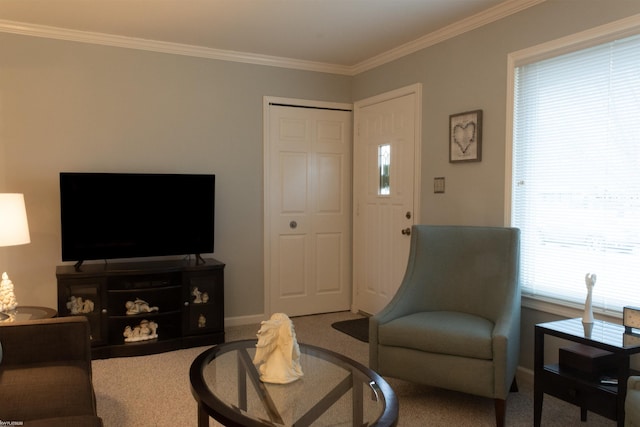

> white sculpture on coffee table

[
  {"left": 253, "top": 313, "right": 303, "bottom": 384},
  {"left": 583, "top": 272, "right": 597, "bottom": 324}
]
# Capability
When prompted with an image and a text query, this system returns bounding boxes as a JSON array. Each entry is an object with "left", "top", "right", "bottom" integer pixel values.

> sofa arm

[
  {"left": 629, "top": 376, "right": 640, "bottom": 390},
  {"left": 0, "top": 316, "right": 92, "bottom": 369}
]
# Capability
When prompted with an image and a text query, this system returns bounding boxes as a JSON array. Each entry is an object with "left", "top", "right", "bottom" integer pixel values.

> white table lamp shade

[{"left": 0, "top": 194, "right": 31, "bottom": 247}]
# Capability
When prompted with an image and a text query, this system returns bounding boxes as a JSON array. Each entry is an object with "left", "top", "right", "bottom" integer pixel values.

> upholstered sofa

[
  {"left": 626, "top": 376, "right": 640, "bottom": 426},
  {"left": 0, "top": 316, "right": 103, "bottom": 426}
]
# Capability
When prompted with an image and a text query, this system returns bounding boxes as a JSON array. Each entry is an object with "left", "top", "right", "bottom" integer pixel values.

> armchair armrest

[{"left": 0, "top": 316, "right": 92, "bottom": 370}]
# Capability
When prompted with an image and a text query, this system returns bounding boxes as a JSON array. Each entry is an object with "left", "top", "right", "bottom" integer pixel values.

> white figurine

[
  {"left": 125, "top": 298, "right": 159, "bottom": 315},
  {"left": 67, "top": 296, "right": 95, "bottom": 314},
  {"left": 253, "top": 313, "right": 303, "bottom": 384},
  {"left": 192, "top": 287, "right": 203, "bottom": 304},
  {"left": 0, "top": 272, "right": 18, "bottom": 311},
  {"left": 123, "top": 319, "right": 158, "bottom": 342},
  {"left": 583, "top": 273, "right": 597, "bottom": 324}
]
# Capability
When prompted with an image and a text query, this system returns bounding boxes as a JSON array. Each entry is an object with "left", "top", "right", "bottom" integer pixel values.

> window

[
  {"left": 508, "top": 19, "right": 640, "bottom": 315},
  {"left": 378, "top": 144, "right": 391, "bottom": 195}
]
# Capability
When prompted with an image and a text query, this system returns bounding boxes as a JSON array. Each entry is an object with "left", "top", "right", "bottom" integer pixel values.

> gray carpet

[{"left": 91, "top": 311, "right": 615, "bottom": 426}]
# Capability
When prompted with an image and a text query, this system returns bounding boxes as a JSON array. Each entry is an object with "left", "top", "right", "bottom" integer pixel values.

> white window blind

[{"left": 512, "top": 33, "right": 640, "bottom": 314}]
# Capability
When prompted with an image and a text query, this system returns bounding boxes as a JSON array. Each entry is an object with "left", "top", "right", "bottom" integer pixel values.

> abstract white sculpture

[
  {"left": 253, "top": 313, "right": 303, "bottom": 384},
  {"left": 583, "top": 273, "right": 597, "bottom": 324},
  {"left": 0, "top": 272, "right": 18, "bottom": 312}
]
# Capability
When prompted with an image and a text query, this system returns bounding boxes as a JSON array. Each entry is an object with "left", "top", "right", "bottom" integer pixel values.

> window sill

[{"left": 522, "top": 295, "right": 622, "bottom": 324}]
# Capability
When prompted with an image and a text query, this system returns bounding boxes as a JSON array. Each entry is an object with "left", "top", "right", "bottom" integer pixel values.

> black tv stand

[
  {"left": 56, "top": 258, "right": 225, "bottom": 359},
  {"left": 74, "top": 260, "right": 84, "bottom": 272},
  {"left": 195, "top": 254, "right": 206, "bottom": 265}
]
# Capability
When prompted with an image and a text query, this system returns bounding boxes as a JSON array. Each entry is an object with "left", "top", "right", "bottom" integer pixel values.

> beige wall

[
  {"left": 352, "top": 0, "right": 640, "bottom": 370},
  {"left": 1, "top": 0, "right": 639, "bottom": 370},
  {"left": 0, "top": 33, "right": 351, "bottom": 318}
]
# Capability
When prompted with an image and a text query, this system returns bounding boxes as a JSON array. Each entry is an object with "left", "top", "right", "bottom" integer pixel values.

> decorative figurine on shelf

[
  {"left": 192, "top": 288, "right": 210, "bottom": 304},
  {"left": 583, "top": 273, "right": 597, "bottom": 324},
  {"left": 192, "top": 287, "right": 203, "bottom": 304},
  {"left": 253, "top": 313, "right": 303, "bottom": 384},
  {"left": 123, "top": 319, "right": 158, "bottom": 342},
  {"left": 66, "top": 296, "right": 95, "bottom": 314},
  {"left": 125, "top": 298, "right": 159, "bottom": 315},
  {"left": 198, "top": 314, "right": 206, "bottom": 328},
  {"left": 0, "top": 272, "right": 18, "bottom": 312}
]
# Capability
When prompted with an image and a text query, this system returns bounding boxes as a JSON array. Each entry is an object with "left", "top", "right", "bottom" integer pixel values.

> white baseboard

[
  {"left": 516, "top": 366, "right": 534, "bottom": 389},
  {"left": 224, "top": 313, "right": 265, "bottom": 327}
]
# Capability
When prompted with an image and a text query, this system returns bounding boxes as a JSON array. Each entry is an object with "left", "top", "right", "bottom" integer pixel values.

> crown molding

[
  {"left": 0, "top": 19, "right": 353, "bottom": 75},
  {"left": 351, "top": 0, "right": 546, "bottom": 74},
  {"left": 0, "top": 0, "right": 544, "bottom": 77}
]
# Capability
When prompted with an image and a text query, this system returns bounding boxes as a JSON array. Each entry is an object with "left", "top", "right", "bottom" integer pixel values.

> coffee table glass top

[{"left": 190, "top": 339, "right": 398, "bottom": 427}]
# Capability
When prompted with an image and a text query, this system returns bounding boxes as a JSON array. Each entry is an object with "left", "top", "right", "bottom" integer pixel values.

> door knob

[{"left": 401, "top": 227, "right": 411, "bottom": 235}]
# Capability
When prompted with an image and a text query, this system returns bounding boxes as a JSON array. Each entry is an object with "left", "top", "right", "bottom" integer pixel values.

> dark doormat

[{"left": 331, "top": 317, "right": 369, "bottom": 343}]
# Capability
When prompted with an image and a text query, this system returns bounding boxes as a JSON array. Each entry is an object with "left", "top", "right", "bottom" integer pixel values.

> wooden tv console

[{"left": 56, "top": 258, "right": 224, "bottom": 359}]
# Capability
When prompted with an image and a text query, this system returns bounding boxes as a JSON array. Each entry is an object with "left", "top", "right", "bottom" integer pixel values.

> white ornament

[
  {"left": 123, "top": 319, "right": 158, "bottom": 342},
  {"left": 583, "top": 273, "right": 597, "bottom": 324},
  {"left": 253, "top": 313, "right": 303, "bottom": 384},
  {"left": 125, "top": 298, "right": 158, "bottom": 315},
  {"left": 0, "top": 272, "right": 18, "bottom": 311}
]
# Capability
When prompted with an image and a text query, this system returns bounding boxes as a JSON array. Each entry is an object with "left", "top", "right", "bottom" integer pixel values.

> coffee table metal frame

[{"left": 190, "top": 339, "right": 398, "bottom": 427}]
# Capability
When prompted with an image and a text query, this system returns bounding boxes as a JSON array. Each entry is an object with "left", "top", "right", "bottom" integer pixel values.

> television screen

[{"left": 60, "top": 172, "right": 215, "bottom": 264}]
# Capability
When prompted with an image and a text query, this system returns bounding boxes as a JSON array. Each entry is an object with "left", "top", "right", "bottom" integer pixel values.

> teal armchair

[{"left": 369, "top": 225, "right": 521, "bottom": 427}]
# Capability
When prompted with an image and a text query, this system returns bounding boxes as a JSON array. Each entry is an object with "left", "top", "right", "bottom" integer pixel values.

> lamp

[{"left": 0, "top": 193, "right": 31, "bottom": 314}]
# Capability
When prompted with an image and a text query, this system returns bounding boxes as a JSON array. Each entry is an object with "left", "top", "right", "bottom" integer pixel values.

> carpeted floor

[{"left": 91, "top": 311, "right": 615, "bottom": 426}]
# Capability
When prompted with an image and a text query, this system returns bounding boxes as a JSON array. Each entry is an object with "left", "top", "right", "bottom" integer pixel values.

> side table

[
  {"left": 1, "top": 305, "right": 57, "bottom": 322},
  {"left": 534, "top": 318, "right": 640, "bottom": 426}
]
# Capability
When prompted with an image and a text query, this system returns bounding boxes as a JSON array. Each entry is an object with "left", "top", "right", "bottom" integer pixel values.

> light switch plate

[{"left": 434, "top": 177, "right": 445, "bottom": 193}]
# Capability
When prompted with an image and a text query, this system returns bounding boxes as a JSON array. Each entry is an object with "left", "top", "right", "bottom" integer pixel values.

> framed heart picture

[{"left": 449, "top": 109, "right": 482, "bottom": 163}]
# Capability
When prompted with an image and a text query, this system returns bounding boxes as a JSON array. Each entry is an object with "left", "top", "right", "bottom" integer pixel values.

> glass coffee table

[{"left": 190, "top": 339, "right": 398, "bottom": 427}]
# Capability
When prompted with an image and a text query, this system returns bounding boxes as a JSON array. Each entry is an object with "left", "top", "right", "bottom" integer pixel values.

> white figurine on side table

[
  {"left": 0, "top": 272, "right": 18, "bottom": 312},
  {"left": 583, "top": 273, "right": 597, "bottom": 324}
]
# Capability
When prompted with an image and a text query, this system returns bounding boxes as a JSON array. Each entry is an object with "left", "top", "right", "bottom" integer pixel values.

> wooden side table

[
  {"left": 2, "top": 305, "right": 57, "bottom": 322},
  {"left": 534, "top": 318, "right": 640, "bottom": 426}
]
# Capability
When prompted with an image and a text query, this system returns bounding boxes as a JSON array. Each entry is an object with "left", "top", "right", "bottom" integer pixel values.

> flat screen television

[{"left": 60, "top": 172, "right": 215, "bottom": 268}]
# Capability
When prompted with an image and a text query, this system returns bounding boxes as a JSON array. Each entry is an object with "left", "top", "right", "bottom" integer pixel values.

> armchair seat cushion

[
  {"left": 379, "top": 311, "right": 494, "bottom": 360},
  {"left": 0, "top": 362, "right": 96, "bottom": 421}
]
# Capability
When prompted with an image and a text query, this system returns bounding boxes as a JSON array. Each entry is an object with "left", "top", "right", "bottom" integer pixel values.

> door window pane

[{"left": 379, "top": 144, "right": 390, "bottom": 195}]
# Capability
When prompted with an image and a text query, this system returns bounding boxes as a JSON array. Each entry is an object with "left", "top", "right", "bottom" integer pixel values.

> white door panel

[
  {"left": 265, "top": 100, "right": 352, "bottom": 317},
  {"left": 353, "top": 84, "right": 422, "bottom": 315}
]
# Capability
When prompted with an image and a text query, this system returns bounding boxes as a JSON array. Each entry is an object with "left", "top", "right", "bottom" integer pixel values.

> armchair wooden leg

[
  {"left": 495, "top": 398, "right": 506, "bottom": 427},
  {"left": 494, "top": 379, "right": 518, "bottom": 427}
]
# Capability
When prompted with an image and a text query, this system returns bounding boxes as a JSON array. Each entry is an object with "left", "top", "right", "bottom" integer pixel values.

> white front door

[
  {"left": 352, "top": 84, "right": 422, "bottom": 315},
  {"left": 264, "top": 98, "right": 352, "bottom": 317}
]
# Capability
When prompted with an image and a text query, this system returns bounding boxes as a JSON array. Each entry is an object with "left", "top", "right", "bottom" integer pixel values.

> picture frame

[{"left": 449, "top": 109, "right": 482, "bottom": 163}]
